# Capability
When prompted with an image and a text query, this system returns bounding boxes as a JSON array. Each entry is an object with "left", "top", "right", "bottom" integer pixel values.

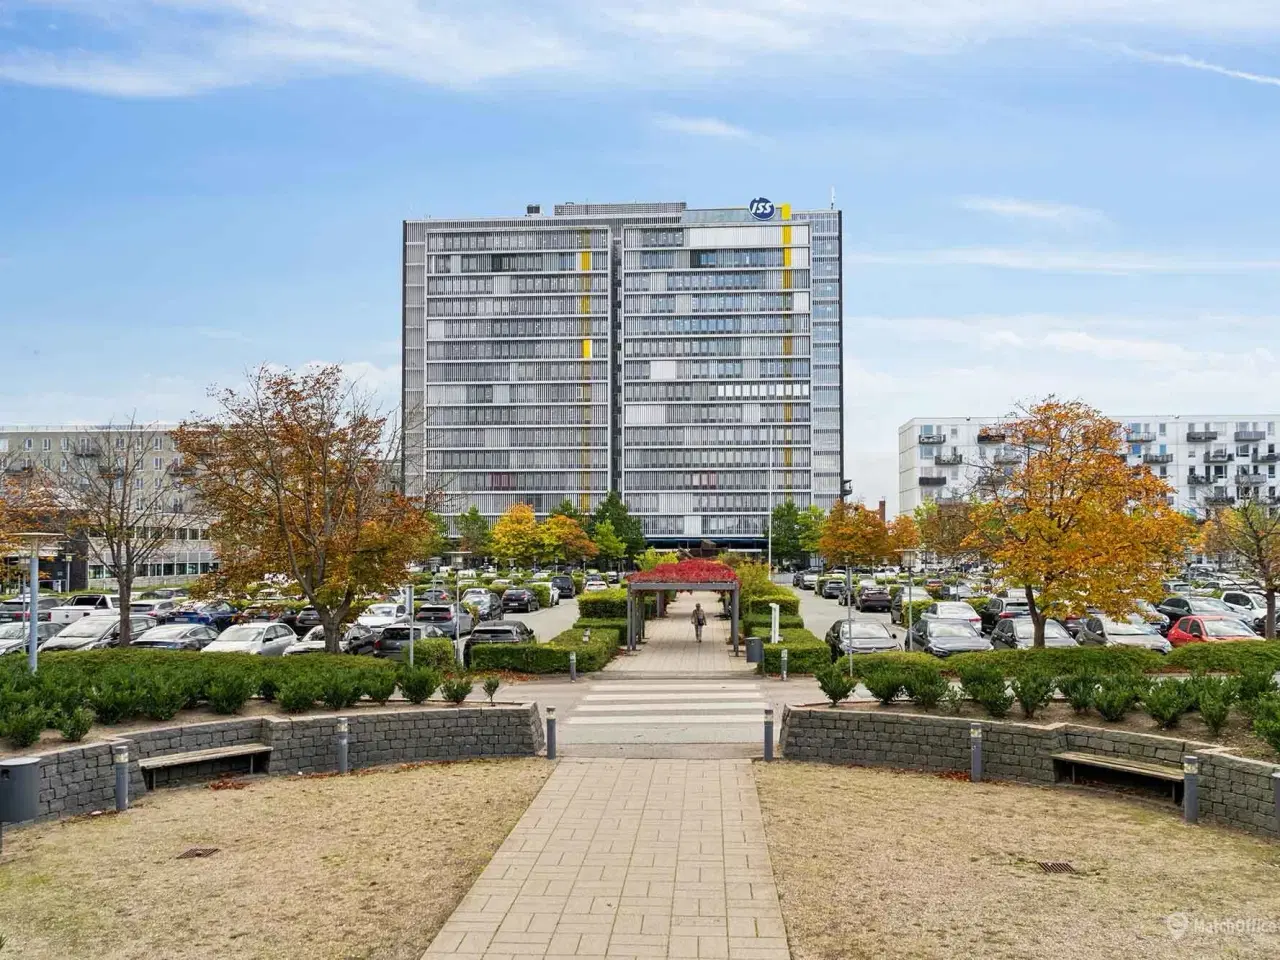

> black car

[
  {"left": 293, "top": 606, "right": 323, "bottom": 634},
  {"left": 170, "top": 601, "right": 237, "bottom": 632},
  {"left": 128, "top": 623, "right": 219, "bottom": 651},
  {"left": 979, "top": 596, "right": 1031, "bottom": 635},
  {"left": 502, "top": 588, "right": 540, "bottom": 613},
  {"left": 823, "top": 619, "right": 901, "bottom": 660},
  {"left": 855, "top": 583, "right": 891, "bottom": 613},
  {"left": 821, "top": 579, "right": 846, "bottom": 601},
  {"left": 461, "top": 590, "right": 504, "bottom": 621},
  {"left": 989, "top": 617, "right": 1076, "bottom": 649},
  {"left": 373, "top": 623, "right": 447, "bottom": 661},
  {"left": 464, "top": 621, "right": 536, "bottom": 664},
  {"left": 550, "top": 575, "right": 576, "bottom": 599},
  {"left": 906, "top": 618, "right": 993, "bottom": 657}
]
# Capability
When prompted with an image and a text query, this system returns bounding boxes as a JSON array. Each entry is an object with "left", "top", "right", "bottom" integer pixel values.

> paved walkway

[
  {"left": 422, "top": 759, "right": 790, "bottom": 960},
  {"left": 605, "top": 592, "right": 755, "bottom": 678}
]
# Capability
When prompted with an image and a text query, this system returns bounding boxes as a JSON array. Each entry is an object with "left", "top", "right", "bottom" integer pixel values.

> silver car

[
  {"left": 0, "top": 620, "right": 64, "bottom": 655},
  {"left": 40, "top": 614, "right": 154, "bottom": 651},
  {"left": 202, "top": 622, "right": 296, "bottom": 656}
]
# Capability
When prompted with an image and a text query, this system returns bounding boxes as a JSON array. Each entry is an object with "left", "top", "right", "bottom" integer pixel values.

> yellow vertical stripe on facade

[
  {"left": 784, "top": 448, "right": 793, "bottom": 468},
  {"left": 579, "top": 250, "right": 591, "bottom": 271},
  {"left": 582, "top": 339, "right": 592, "bottom": 359},
  {"left": 579, "top": 295, "right": 591, "bottom": 314},
  {"left": 783, "top": 336, "right": 793, "bottom": 356},
  {"left": 779, "top": 203, "right": 792, "bottom": 220},
  {"left": 783, "top": 403, "right": 793, "bottom": 423},
  {"left": 782, "top": 270, "right": 792, "bottom": 290},
  {"left": 782, "top": 246, "right": 792, "bottom": 267}
]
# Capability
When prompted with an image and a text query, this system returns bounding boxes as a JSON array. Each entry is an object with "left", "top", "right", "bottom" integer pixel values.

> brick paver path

[
  {"left": 422, "top": 758, "right": 790, "bottom": 959},
  {"left": 605, "top": 592, "right": 755, "bottom": 677}
]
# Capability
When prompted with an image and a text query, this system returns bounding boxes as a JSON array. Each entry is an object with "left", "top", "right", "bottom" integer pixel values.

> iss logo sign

[{"left": 748, "top": 197, "right": 775, "bottom": 221}]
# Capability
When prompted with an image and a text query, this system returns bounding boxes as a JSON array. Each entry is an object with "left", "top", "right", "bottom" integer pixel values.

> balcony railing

[
  {"left": 1187, "top": 430, "right": 1218, "bottom": 442},
  {"left": 1125, "top": 431, "right": 1156, "bottom": 443},
  {"left": 993, "top": 453, "right": 1022, "bottom": 465},
  {"left": 918, "top": 434, "right": 945, "bottom": 445},
  {"left": 976, "top": 430, "right": 1005, "bottom": 443},
  {"left": 1235, "top": 474, "right": 1266, "bottom": 486},
  {"left": 934, "top": 453, "right": 964, "bottom": 465},
  {"left": 1204, "top": 451, "right": 1234, "bottom": 463},
  {"left": 1187, "top": 474, "right": 1214, "bottom": 485},
  {"left": 1204, "top": 494, "right": 1237, "bottom": 506},
  {"left": 1234, "top": 430, "right": 1266, "bottom": 442},
  {"left": 1253, "top": 452, "right": 1279, "bottom": 463},
  {"left": 919, "top": 475, "right": 947, "bottom": 486},
  {"left": 1143, "top": 453, "right": 1174, "bottom": 464}
]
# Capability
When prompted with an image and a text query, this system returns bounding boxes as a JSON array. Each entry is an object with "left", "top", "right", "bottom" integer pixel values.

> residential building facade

[
  {"left": 403, "top": 200, "right": 843, "bottom": 548},
  {"left": 0, "top": 424, "right": 216, "bottom": 588},
  {"left": 898, "top": 416, "right": 1280, "bottom": 517}
]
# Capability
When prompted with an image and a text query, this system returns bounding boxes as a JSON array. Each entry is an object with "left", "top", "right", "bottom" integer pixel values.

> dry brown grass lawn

[
  {"left": 755, "top": 762, "right": 1280, "bottom": 960},
  {"left": 0, "top": 759, "right": 551, "bottom": 960}
]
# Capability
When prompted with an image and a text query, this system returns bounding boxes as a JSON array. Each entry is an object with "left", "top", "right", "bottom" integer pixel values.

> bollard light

[
  {"left": 763, "top": 707, "right": 775, "bottom": 762},
  {"left": 569, "top": 651, "right": 577, "bottom": 683},
  {"left": 969, "top": 723, "right": 983, "bottom": 783},
  {"left": 780, "top": 648, "right": 788, "bottom": 681},
  {"left": 1271, "top": 771, "right": 1280, "bottom": 828},
  {"left": 546, "top": 706, "right": 557, "bottom": 760},
  {"left": 336, "top": 717, "right": 349, "bottom": 735},
  {"left": 1183, "top": 755, "right": 1200, "bottom": 825},
  {"left": 113, "top": 743, "right": 130, "bottom": 812},
  {"left": 336, "top": 716, "right": 350, "bottom": 774}
]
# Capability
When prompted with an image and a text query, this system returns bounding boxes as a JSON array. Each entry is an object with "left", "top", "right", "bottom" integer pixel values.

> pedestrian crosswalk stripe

[
  {"left": 583, "top": 692, "right": 762, "bottom": 702},
  {"left": 566, "top": 714, "right": 764, "bottom": 726},
  {"left": 586, "top": 683, "right": 760, "bottom": 692},
  {"left": 576, "top": 701, "right": 765, "bottom": 713}
]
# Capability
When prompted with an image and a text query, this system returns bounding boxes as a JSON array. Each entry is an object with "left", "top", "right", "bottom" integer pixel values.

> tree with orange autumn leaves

[
  {"left": 174, "top": 365, "right": 442, "bottom": 653},
  {"left": 818, "top": 499, "right": 891, "bottom": 568},
  {"left": 1200, "top": 503, "right": 1280, "bottom": 638},
  {"left": 964, "top": 399, "right": 1195, "bottom": 648}
]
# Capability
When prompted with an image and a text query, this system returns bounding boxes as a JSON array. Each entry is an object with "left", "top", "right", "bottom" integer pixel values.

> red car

[{"left": 1167, "top": 615, "right": 1257, "bottom": 646}]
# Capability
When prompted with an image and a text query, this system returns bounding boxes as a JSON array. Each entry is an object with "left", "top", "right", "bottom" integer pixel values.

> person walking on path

[{"left": 692, "top": 602, "right": 707, "bottom": 642}]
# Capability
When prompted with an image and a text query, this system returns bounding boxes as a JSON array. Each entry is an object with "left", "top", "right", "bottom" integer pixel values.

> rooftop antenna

[{"left": 830, "top": 186, "right": 836, "bottom": 210}]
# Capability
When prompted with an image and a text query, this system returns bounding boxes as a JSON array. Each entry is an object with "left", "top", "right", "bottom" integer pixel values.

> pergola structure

[{"left": 624, "top": 560, "right": 742, "bottom": 655}]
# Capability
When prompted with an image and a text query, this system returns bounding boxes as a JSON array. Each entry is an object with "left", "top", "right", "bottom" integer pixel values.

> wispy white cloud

[
  {"left": 845, "top": 248, "right": 1280, "bottom": 275},
  {"left": 194, "top": 326, "right": 254, "bottom": 344},
  {"left": 652, "top": 113, "right": 750, "bottom": 139},
  {"left": 957, "top": 196, "right": 1106, "bottom": 225},
  {"left": 1110, "top": 43, "right": 1280, "bottom": 88},
  {"left": 7, "top": 1, "right": 1280, "bottom": 96}
]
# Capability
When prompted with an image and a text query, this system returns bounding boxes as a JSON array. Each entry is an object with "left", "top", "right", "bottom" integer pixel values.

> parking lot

[{"left": 789, "top": 573, "right": 898, "bottom": 640}]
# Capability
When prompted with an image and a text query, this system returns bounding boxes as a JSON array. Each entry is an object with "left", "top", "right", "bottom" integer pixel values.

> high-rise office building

[{"left": 402, "top": 200, "right": 843, "bottom": 548}]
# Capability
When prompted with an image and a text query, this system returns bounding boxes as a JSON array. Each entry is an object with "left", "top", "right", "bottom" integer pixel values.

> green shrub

[
  {"left": 441, "top": 675, "right": 474, "bottom": 705},
  {"left": 528, "top": 584, "right": 552, "bottom": 608},
  {"left": 56, "top": 706, "right": 94, "bottom": 742},
  {"left": 758, "top": 628, "right": 829, "bottom": 676},
  {"left": 259, "top": 670, "right": 281, "bottom": 703},
  {"left": 1141, "top": 679, "right": 1192, "bottom": 729},
  {"left": 482, "top": 675, "right": 501, "bottom": 704},
  {"left": 938, "top": 685, "right": 964, "bottom": 714},
  {"left": 1238, "top": 668, "right": 1279, "bottom": 707},
  {"left": 1057, "top": 672, "right": 1099, "bottom": 714},
  {"left": 955, "top": 660, "right": 1004, "bottom": 695},
  {"left": 742, "top": 613, "right": 806, "bottom": 633},
  {"left": 363, "top": 670, "right": 396, "bottom": 705},
  {"left": 948, "top": 646, "right": 1158, "bottom": 677},
  {"left": 86, "top": 673, "right": 141, "bottom": 724},
  {"left": 577, "top": 589, "right": 628, "bottom": 619},
  {"left": 1196, "top": 678, "right": 1238, "bottom": 738},
  {"left": 411, "top": 637, "right": 458, "bottom": 672},
  {"left": 4, "top": 706, "right": 46, "bottom": 748},
  {"left": 1094, "top": 675, "right": 1143, "bottom": 722},
  {"left": 205, "top": 671, "right": 257, "bottom": 715},
  {"left": 902, "top": 664, "right": 949, "bottom": 710},
  {"left": 815, "top": 664, "right": 856, "bottom": 705},
  {"left": 469, "top": 627, "right": 620, "bottom": 674},
  {"left": 1251, "top": 695, "right": 1280, "bottom": 755},
  {"left": 1165, "top": 641, "right": 1280, "bottom": 675},
  {"left": 319, "top": 672, "right": 361, "bottom": 710},
  {"left": 862, "top": 665, "right": 906, "bottom": 705},
  {"left": 276, "top": 677, "right": 316, "bottom": 712},
  {"left": 1011, "top": 668, "right": 1055, "bottom": 719},
  {"left": 139, "top": 675, "right": 188, "bottom": 722},
  {"left": 398, "top": 667, "right": 440, "bottom": 704},
  {"left": 972, "top": 681, "right": 1014, "bottom": 718}
]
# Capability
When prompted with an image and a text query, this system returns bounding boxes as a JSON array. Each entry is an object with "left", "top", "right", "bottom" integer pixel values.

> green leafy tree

[
  {"left": 549, "top": 498, "right": 584, "bottom": 524},
  {"left": 637, "top": 547, "right": 679, "bottom": 570},
  {"left": 418, "top": 512, "right": 449, "bottom": 561},
  {"left": 769, "top": 500, "right": 806, "bottom": 567},
  {"left": 491, "top": 503, "right": 543, "bottom": 566},
  {"left": 589, "top": 491, "right": 645, "bottom": 557},
  {"left": 456, "top": 505, "right": 491, "bottom": 559},
  {"left": 592, "top": 520, "right": 626, "bottom": 564},
  {"left": 798, "top": 505, "right": 825, "bottom": 557}
]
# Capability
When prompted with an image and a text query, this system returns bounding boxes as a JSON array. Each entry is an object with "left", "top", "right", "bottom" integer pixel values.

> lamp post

[
  {"left": 11, "top": 532, "right": 62, "bottom": 675},
  {"left": 896, "top": 548, "right": 918, "bottom": 648}
]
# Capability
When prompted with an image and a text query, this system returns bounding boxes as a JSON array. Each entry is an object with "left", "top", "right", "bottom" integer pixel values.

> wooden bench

[
  {"left": 138, "top": 744, "right": 273, "bottom": 790},
  {"left": 1052, "top": 750, "right": 1184, "bottom": 801}
]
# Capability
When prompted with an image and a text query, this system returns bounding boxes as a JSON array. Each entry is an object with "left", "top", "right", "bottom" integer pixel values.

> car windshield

[
  {"left": 1190, "top": 598, "right": 1233, "bottom": 613},
  {"left": 212, "top": 625, "right": 264, "bottom": 645},
  {"left": 1013, "top": 620, "right": 1069, "bottom": 639},
  {"left": 1203, "top": 618, "right": 1255, "bottom": 638},
  {"left": 937, "top": 603, "right": 976, "bottom": 617},
  {"left": 1105, "top": 618, "right": 1155, "bottom": 636},
  {"left": 840, "top": 623, "right": 890, "bottom": 640},
  {"left": 365, "top": 604, "right": 398, "bottom": 617},
  {"left": 56, "top": 618, "right": 113, "bottom": 639},
  {"left": 0, "top": 623, "right": 26, "bottom": 639},
  {"left": 140, "top": 625, "right": 196, "bottom": 640},
  {"left": 930, "top": 622, "right": 979, "bottom": 638}
]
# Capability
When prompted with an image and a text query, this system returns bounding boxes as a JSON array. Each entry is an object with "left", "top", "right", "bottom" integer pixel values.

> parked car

[
  {"left": 1076, "top": 615, "right": 1172, "bottom": 654},
  {"left": 0, "top": 597, "right": 59, "bottom": 623},
  {"left": 172, "top": 600, "right": 237, "bottom": 632},
  {"left": 419, "top": 588, "right": 452, "bottom": 604},
  {"left": 989, "top": 617, "right": 1077, "bottom": 649},
  {"left": 502, "top": 588, "right": 540, "bottom": 613},
  {"left": 137, "top": 587, "right": 188, "bottom": 600},
  {"left": 1167, "top": 615, "right": 1258, "bottom": 646},
  {"left": 792, "top": 570, "right": 807, "bottom": 588},
  {"left": 979, "top": 596, "right": 1031, "bottom": 635},
  {"left": 850, "top": 582, "right": 888, "bottom": 612},
  {"left": 285, "top": 623, "right": 376, "bottom": 656},
  {"left": 415, "top": 603, "right": 475, "bottom": 637},
  {"left": 463, "top": 591, "right": 504, "bottom": 621},
  {"left": 129, "top": 623, "right": 219, "bottom": 651},
  {"left": 582, "top": 580, "right": 608, "bottom": 593},
  {"left": 292, "top": 606, "right": 324, "bottom": 634},
  {"left": 463, "top": 621, "right": 536, "bottom": 664},
  {"left": 129, "top": 598, "right": 179, "bottom": 624},
  {"left": 921, "top": 601, "right": 982, "bottom": 628},
  {"left": 821, "top": 579, "right": 846, "bottom": 601},
  {"left": 40, "top": 614, "right": 154, "bottom": 651},
  {"left": 547, "top": 575, "right": 573, "bottom": 599},
  {"left": 49, "top": 594, "right": 122, "bottom": 626},
  {"left": 1155, "top": 596, "right": 1240, "bottom": 633},
  {"left": 374, "top": 623, "right": 447, "bottom": 661},
  {"left": 1220, "top": 590, "right": 1270, "bottom": 631},
  {"left": 906, "top": 618, "right": 993, "bottom": 657},
  {"left": 356, "top": 602, "right": 407, "bottom": 633},
  {"left": 0, "top": 620, "right": 64, "bottom": 654},
  {"left": 801, "top": 570, "right": 821, "bottom": 590},
  {"left": 823, "top": 620, "right": 902, "bottom": 660},
  {"left": 202, "top": 622, "right": 297, "bottom": 655}
]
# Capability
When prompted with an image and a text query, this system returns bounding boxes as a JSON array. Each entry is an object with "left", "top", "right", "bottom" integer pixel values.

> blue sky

[{"left": 3, "top": 2, "right": 1280, "bottom": 508}]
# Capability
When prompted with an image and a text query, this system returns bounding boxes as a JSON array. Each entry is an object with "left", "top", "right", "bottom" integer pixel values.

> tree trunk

[
  {"left": 319, "top": 607, "right": 343, "bottom": 654},
  {"left": 118, "top": 575, "right": 133, "bottom": 647},
  {"left": 1025, "top": 585, "right": 1045, "bottom": 649},
  {"left": 1267, "top": 588, "right": 1276, "bottom": 641}
]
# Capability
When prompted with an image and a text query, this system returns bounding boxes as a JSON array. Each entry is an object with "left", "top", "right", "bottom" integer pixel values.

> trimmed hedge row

[
  {"left": 741, "top": 590, "right": 800, "bottom": 617},
  {"left": 577, "top": 589, "right": 628, "bottom": 619},
  {"left": 468, "top": 626, "right": 621, "bottom": 674},
  {"left": 755, "top": 627, "right": 829, "bottom": 676},
  {"left": 743, "top": 613, "right": 806, "bottom": 633}
]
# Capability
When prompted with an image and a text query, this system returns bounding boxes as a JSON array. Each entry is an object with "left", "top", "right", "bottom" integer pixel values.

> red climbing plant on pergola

[{"left": 624, "top": 560, "right": 742, "bottom": 655}]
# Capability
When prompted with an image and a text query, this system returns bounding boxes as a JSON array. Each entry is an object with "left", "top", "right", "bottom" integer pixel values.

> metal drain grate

[
  {"left": 177, "top": 847, "right": 219, "bottom": 860},
  {"left": 1038, "top": 860, "right": 1077, "bottom": 874}
]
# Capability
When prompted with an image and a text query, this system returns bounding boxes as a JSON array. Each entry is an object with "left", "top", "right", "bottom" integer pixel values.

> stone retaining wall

[
  {"left": 30, "top": 703, "right": 545, "bottom": 823},
  {"left": 781, "top": 705, "right": 1280, "bottom": 839}
]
